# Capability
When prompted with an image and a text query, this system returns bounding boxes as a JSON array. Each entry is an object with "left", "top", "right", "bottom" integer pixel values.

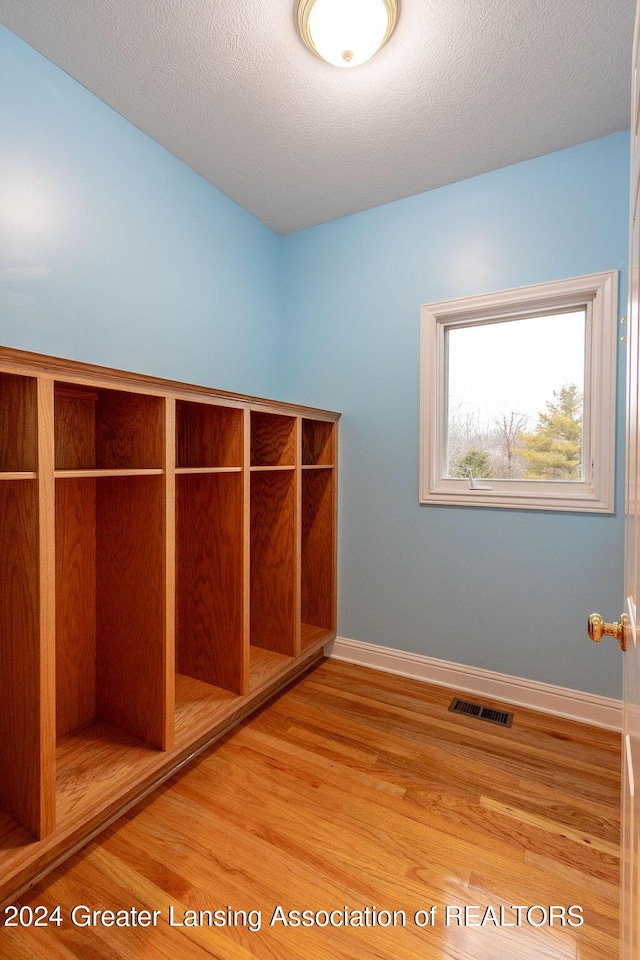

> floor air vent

[{"left": 449, "top": 697, "right": 514, "bottom": 728}]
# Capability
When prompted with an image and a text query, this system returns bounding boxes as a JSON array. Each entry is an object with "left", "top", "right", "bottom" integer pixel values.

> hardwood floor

[{"left": 0, "top": 658, "right": 621, "bottom": 959}]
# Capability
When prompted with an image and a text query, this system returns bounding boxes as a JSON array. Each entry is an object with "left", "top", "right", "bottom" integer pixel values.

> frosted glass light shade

[{"left": 297, "top": 0, "right": 398, "bottom": 68}]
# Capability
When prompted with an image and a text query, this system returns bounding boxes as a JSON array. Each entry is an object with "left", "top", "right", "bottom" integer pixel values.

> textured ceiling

[{"left": 0, "top": 0, "right": 636, "bottom": 234}]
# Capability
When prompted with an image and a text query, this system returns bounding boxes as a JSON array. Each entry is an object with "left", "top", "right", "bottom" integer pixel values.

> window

[{"left": 419, "top": 271, "right": 618, "bottom": 512}]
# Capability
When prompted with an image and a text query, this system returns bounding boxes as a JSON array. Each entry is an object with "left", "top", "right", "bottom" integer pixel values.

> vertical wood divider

[
  {"left": 164, "top": 396, "right": 176, "bottom": 750},
  {"left": 242, "top": 408, "right": 251, "bottom": 693},
  {"left": 37, "top": 376, "right": 56, "bottom": 837},
  {"left": 294, "top": 416, "right": 302, "bottom": 656}
]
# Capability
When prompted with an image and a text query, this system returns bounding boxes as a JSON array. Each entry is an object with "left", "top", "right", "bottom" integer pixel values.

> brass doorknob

[{"left": 588, "top": 613, "right": 627, "bottom": 651}]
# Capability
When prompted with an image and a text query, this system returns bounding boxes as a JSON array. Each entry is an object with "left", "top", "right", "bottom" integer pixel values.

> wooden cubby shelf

[
  {"left": 0, "top": 372, "right": 38, "bottom": 475},
  {"left": 54, "top": 382, "right": 164, "bottom": 471},
  {"left": 55, "top": 474, "right": 168, "bottom": 750},
  {"left": 0, "top": 346, "right": 338, "bottom": 905},
  {"left": 176, "top": 400, "right": 243, "bottom": 469},
  {"left": 55, "top": 468, "right": 164, "bottom": 478},
  {"left": 176, "top": 466, "right": 242, "bottom": 474},
  {"left": 302, "top": 417, "right": 334, "bottom": 466},
  {"left": 302, "top": 421, "right": 336, "bottom": 645},
  {"left": 0, "top": 478, "right": 42, "bottom": 837},
  {"left": 250, "top": 464, "right": 295, "bottom": 472},
  {"left": 250, "top": 469, "right": 297, "bottom": 659},
  {"left": 251, "top": 411, "right": 296, "bottom": 467},
  {"left": 176, "top": 470, "right": 244, "bottom": 694}
]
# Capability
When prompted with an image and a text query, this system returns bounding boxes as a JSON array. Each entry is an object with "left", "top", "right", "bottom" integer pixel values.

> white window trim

[{"left": 419, "top": 271, "right": 618, "bottom": 513}]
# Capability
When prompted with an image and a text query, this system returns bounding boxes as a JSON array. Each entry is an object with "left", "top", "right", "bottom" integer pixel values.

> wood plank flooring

[{"left": 0, "top": 658, "right": 621, "bottom": 959}]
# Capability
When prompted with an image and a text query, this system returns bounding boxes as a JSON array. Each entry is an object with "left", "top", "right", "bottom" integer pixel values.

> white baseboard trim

[{"left": 325, "top": 636, "right": 622, "bottom": 731}]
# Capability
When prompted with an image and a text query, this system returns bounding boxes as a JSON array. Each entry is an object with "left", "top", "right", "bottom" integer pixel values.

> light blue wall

[
  {"left": 282, "top": 133, "right": 629, "bottom": 699},
  {"left": 0, "top": 26, "right": 282, "bottom": 397},
  {"left": 0, "top": 25, "right": 629, "bottom": 699}
]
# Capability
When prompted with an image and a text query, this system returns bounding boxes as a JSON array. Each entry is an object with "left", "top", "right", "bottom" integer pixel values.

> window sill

[{"left": 419, "top": 481, "right": 614, "bottom": 513}]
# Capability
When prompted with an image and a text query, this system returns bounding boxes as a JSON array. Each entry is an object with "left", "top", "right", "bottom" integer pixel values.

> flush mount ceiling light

[{"left": 297, "top": 0, "right": 399, "bottom": 69}]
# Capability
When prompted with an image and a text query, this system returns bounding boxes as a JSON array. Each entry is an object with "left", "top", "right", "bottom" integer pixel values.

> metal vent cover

[{"left": 449, "top": 697, "right": 514, "bottom": 728}]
